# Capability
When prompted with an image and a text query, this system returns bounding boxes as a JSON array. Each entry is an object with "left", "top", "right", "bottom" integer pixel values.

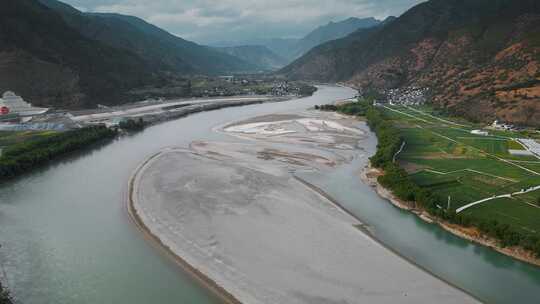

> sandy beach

[{"left": 127, "top": 111, "right": 479, "bottom": 304}]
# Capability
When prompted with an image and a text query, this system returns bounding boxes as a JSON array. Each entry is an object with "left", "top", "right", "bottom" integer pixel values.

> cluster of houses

[
  {"left": 198, "top": 76, "right": 290, "bottom": 97},
  {"left": 270, "top": 82, "right": 299, "bottom": 96},
  {"left": 386, "top": 87, "right": 429, "bottom": 106},
  {"left": 491, "top": 120, "right": 516, "bottom": 131}
]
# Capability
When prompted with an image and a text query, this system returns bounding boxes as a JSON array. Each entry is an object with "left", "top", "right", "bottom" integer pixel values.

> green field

[
  {"left": 462, "top": 197, "right": 540, "bottom": 236},
  {"left": 383, "top": 105, "right": 540, "bottom": 236}
]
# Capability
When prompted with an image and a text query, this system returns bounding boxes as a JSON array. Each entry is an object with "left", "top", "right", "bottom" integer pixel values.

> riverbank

[
  {"left": 73, "top": 96, "right": 293, "bottom": 127},
  {"left": 126, "top": 109, "right": 478, "bottom": 304},
  {"left": 126, "top": 151, "right": 242, "bottom": 304},
  {"left": 361, "top": 164, "right": 540, "bottom": 267},
  {"left": 0, "top": 126, "right": 117, "bottom": 182}
]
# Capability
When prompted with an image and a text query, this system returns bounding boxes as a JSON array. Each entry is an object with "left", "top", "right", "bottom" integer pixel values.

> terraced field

[{"left": 383, "top": 105, "right": 540, "bottom": 237}]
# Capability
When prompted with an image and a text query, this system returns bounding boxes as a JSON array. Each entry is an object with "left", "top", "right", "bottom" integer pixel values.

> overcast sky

[{"left": 61, "top": 0, "right": 426, "bottom": 44}]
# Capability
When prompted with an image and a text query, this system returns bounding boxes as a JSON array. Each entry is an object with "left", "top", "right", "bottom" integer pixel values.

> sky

[{"left": 61, "top": 0, "right": 426, "bottom": 44}]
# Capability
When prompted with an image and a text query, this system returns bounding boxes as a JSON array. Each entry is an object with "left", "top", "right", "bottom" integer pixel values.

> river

[{"left": 0, "top": 85, "right": 539, "bottom": 304}]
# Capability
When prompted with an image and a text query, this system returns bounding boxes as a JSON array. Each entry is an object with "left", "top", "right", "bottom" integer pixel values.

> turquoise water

[{"left": 0, "top": 86, "right": 539, "bottom": 303}]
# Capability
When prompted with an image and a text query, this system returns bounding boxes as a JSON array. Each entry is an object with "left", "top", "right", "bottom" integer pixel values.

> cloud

[{"left": 62, "top": 0, "right": 426, "bottom": 43}]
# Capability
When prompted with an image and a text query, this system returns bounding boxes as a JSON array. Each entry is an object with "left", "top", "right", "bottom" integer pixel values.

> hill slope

[
  {"left": 292, "top": 17, "right": 381, "bottom": 59},
  {"left": 282, "top": 0, "right": 540, "bottom": 126},
  {"left": 214, "top": 45, "right": 287, "bottom": 70},
  {"left": 0, "top": 0, "right": 156, "bottom": 108},
  {"left": 40, "top": 0, "right": 255, "bottom": 75}
]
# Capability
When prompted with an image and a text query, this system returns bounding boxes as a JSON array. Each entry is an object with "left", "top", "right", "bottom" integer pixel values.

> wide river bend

[{"left": 0, "top": 86, "right": 539, "bottom": 303}]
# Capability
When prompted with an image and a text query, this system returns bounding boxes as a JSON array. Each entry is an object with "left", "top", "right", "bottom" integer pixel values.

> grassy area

[
  {"left": 315, "top": 99, "right": 540, "bottom": 252},
  {"left": 0, "top": 126, "right": 117, "bottom": 181},
  {"left": 462, "top": 197, "right": 540, "bottom": 236},
  {"left": 0, "top": 131, "right": 58, "bottom": 150},
  {"left": 382, "top": 104, "right": 540, "bottom": 237}
]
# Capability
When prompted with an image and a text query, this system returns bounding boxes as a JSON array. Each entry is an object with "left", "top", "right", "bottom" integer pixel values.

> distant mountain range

[
  {"left": 282, "top": 0, "right": 540, "bottom": 126},
  {"left": 212, "top": 17, "right": 383, "bottom": 63},
  {"left": 292, "top": 17, "right": 381, "bottom": 59},
  {"left": 1, "top": 0, "right": 386, "bottom": 109},
  {"left": 214, "top": 45, "right": 288, "bottom": 70}
]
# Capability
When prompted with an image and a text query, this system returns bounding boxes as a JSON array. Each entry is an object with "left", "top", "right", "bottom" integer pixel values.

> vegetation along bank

[
  {"left": 317, "top": 99, "right": 540, "bottom": 266},
  {"left": 0, "top": 126, "right": 117, "bottom": 181}
]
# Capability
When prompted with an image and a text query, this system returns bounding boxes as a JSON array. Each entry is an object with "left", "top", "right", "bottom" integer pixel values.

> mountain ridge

[
  {"left": 292, "top": 17, "right": 381, "bottom": 59},
  {"left": 39, "top": 0, "right": 256, "bottom": 75},
  {"left": 282, "top": 0, "right": 540, "bottom": 126},
  {"left": 210, "top": 17, "right": 382, "bottom": 63},
  {"left": 214, "top": 45, "right": 287, "bottom": 70},
  {"left": 0, "top": 0, "right": 157, "bottom": 108}
]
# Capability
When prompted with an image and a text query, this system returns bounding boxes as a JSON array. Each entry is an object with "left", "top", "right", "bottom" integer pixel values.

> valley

[{"left": 0, "top": 0, "right": 539, "bottom": 303}]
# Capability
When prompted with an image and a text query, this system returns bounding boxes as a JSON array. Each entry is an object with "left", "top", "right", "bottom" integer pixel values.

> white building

[
  {"left": 471, "top": 129, "right": 489, "bottom": 136},
  {"left": 0, "top": 91, "right": 48, "bottom": 116},
  {"left": 491, "top": 120, "right": 514, "bottom": 131}
]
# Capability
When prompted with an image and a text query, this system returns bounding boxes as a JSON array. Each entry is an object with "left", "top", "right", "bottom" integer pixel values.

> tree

[{"left": 0, "top": 126, "right": 117, "bottom": 181}]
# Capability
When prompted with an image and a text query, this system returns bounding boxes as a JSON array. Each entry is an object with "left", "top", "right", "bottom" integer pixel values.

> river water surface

[{"left": 1, "top": 86, "right": 539, "bottom": 303}]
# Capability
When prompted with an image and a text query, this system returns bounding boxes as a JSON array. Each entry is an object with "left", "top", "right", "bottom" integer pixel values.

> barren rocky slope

[{"left": 282, "top": 0, "right": 540, "bottom": 126}]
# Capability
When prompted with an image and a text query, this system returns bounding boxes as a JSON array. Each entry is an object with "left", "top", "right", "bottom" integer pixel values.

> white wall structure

[
  {"left": 0, "top": 91, "right": 48, "bottom": 116},
  {"left": 471, "top": 130, "right": 489, "bottom": 136}
]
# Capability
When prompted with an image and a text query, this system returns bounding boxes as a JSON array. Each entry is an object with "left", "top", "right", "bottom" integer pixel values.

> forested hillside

[
  {"left": 40, "top": 0, "right": 256, "bottom": 75},
  {"left": 0, "top": 0, "right": 156, "bottom": 108}
]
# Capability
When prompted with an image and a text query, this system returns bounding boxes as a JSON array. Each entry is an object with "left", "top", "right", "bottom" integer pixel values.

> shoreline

[
  {"left": 293, "top": 175, "right": 482, "bottom": 303},
  {"left": 123, "top": 97, "right": 482, "bottom": 303},
  {"left": 360, "top": 163, "right": 540, "bottom": 268},
  {"left": 126, "top": 148, "right": 479, "bottom": 304},
  {"left": 125, "top": 151, "right": 243, "bottom": 304}
]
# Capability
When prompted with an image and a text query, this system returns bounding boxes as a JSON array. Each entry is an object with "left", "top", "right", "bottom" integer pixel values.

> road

[{"left": 456, "top": 185, "right": 540, "bottom": 213}]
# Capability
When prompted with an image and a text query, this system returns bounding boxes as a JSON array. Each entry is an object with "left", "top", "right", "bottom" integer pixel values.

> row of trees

[
  {"left": 118, "top": 118, "right": 146, "bottom": 131},
  {"left": 0, "top": 126, "right": 117, "bottom": 180},
  {"left": 364, "top": 105, "right": 540, "bottom": 257},
  {"left": 298, "top": 84, "right": 318, "bottom": 96},
  {"left": 315, "top": 99, "right": 370, "bottom": 116}
]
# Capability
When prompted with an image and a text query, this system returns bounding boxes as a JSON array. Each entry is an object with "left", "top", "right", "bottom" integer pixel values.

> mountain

[
  {"left": 292, "top": 17, "right": 381, "bottom": 59},
  {"left": 211, "top": 17, "right": 382, "bottom": 63},
  {"left": 39, "top": 0, "right": 256, "bottom": 75},
  {"left": 0, "top": 0, "right": 156, "bottom": 108},
  {"left": 282, "top": 0, "right": 540, "bottom": 126},
  {"left": 214, "top": 45, "right": 288, "bottom": 70},
  {"left": 211, "top": 38, "right": 300, "bottom": 62}
]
